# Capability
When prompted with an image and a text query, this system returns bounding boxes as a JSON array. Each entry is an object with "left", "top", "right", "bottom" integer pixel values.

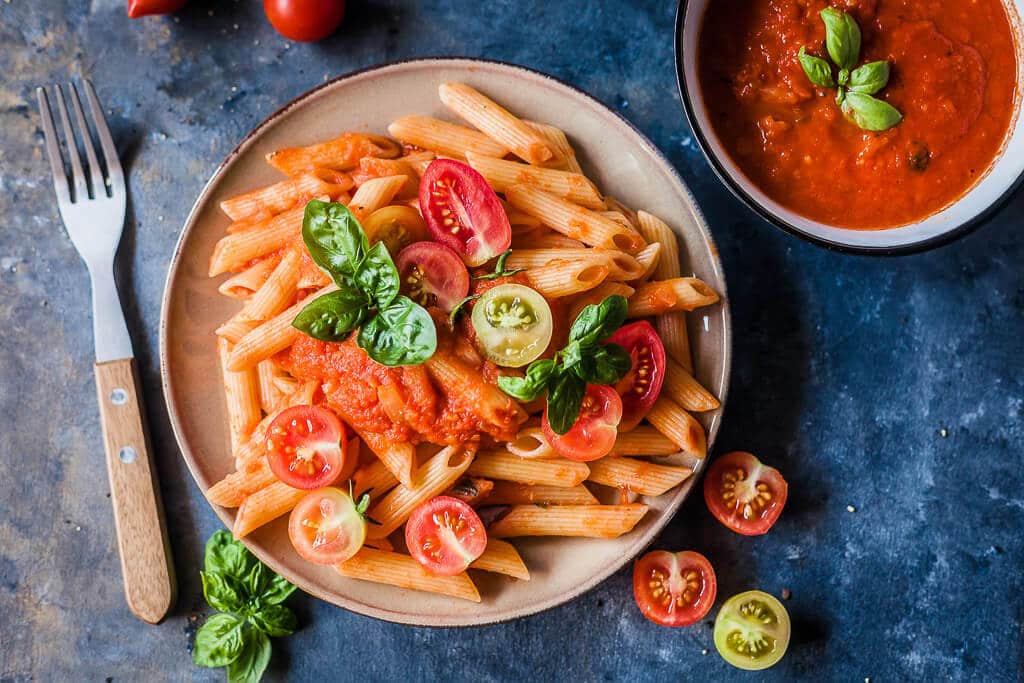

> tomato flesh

[
  {"left": 605, "top": 321, "right": 666, "bottom": 431},
  {"left": 396, "top": 241, "right": 470, "bottom": 312},
  {"left": 419, "top": 159, "right": 511, "bottom": 267},
  {"left": 542, "top": 385, "right": 623, "bottom": 462},
  {"left": 714, "top": 590, "right": 791, "bottom": 670},
  {"left": 704, "top": 451, "right": 788, "bottom": 536},
  {"left": 363, "top": 205, "right": 429, "bottom": 256},
  {"left": 633, "top": 550, "right": 717, "bottom": 627},
  {"left": 266, "top": 405, "right": 347, "bottom": 490},
  {"left": 405, "top": 496, "right": 487, "bottom": 576},
  {"left": 471, "top": 283, "right": 553, "bottom": 367},
  {"left": 127, "top": 0, "right": 187, "bottom": 17},
  {"left": 288, "top": 487, "right": 365, "bottom": 565},
  {"left": 262, "top": 0, "right": 346, "bottom": 42}
]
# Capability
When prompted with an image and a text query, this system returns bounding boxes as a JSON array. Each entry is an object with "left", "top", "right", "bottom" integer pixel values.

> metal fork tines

[{"left": 37, "top": 81, "right": 133, "bottom": 362}]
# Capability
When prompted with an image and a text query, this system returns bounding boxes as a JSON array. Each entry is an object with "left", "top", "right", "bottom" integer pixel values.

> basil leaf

[
  {"left": 546, "top": 370, "right": 586, "bottom": 435},
  {"left": 842, "top": 91, "right": 903, "bottom": 131},
  {"left": 357, "top": 296, "right": 437, "bottom": 366},
  {"left": 292, "top": 289, "right": 368, "bottom": 342},
  {"left": 820, "top": 7, "right": 861, "bottom": 71},
  {"left": 250, "top": 604, "right": 298, "bottom": 637},
  {"left": 204, "top": 530, "right": 256, "bottom": 579},
  {"left": 574, "top": 343, "right": 632, "bottom": 385},
  {"left": 568, "top": 295, "right": 628, "bottom": 345},
  {"left": 497, "top": 358, "right": 556, "bottom": 401},
  {"left": 259, "top": 573, "right": 297, "bottom": 606},
  {"left": 193, "top": 613, "right": 246, "bottom": 668},
  {"left": 837, "top": 68, "right": 850, "bottom": 86},
  {"left": 798, "top": 47, "right": 835, "bottom": 88},
  {"left": 558, "top": 340, "right": 586, "bottom": 369},
  {"left": 244, "top": 562, "right": 271, "bottom": 603},
  {"left": 354, "top": 241, "right": 400, "bottom": 307},
  {"left": 201, "top": 570, "right": 247, "bottom": 614},
  {"left": 302, "top": 199, "right": 369, "bottom": 281},
  {"left": 226, "top": 628, "right": 271, "bottom": 683},
  {"left": 849, "top": 60, "right": 890, "bottom": 95}
]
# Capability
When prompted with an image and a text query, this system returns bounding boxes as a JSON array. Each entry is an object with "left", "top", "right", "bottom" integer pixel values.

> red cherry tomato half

[
  {"left": 266, "top": 405, "right": 347, "bottom": 490},
  {"left": 262, "top": 0, "right": 345, "bottom": 42},
  {"left": 606, "top": 321, "right": 666, "bottom": 432},
  {"left": 127, "top": 0, "right": 187, "bottom": 17},
  {"left": 704, "top": 451, "right": 788, "bottom": 536},
  {"left": 542, "top": 384, "right": 623, "bottom": 462},
  {"left": 288, "top": 487, "right": 366, "bottom": 565},
  {"left": 405, "top": 496, "right": 487, "bottom": 576},
  {"left": 419, "top": 159, "right": 511, "bottom": 267},
  {"left": 395, "top": 241, "right": 470, "bottom": 312},
  {"left": 633, "top": 550, "right": 717, "bottom": 627}
]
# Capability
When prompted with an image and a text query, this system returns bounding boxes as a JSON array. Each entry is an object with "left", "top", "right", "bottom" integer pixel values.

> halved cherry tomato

[
  {"left": 606, "top": 321, "right": 666, "bottom": 432},
  {"left": 288, "top": 487, "right": 366, "bottom": 565},
  {"left": 633, "top": 550, "right": 717, "bottom": 627},
  {"left": 419, "top": 159, "right": 511, "bottom": 267},
  {"left": 471, "top": 283, "right": 553, "bottom": 367},
  {"left": 714, "top": 590, "right": 791, "bottom": 670},
  {"left": 542, "top": 384, "right": 623, "bottom": 461},
  {"left": 266, "top": 405, "right": 347, "bottom": 490},
  {"left": 127, "top": 0, "right": 187, "bottom": 17},
  {"left": 405, "top": 496, "right": 487, "bottom": 576},
  {"left": 704, "top": 451, "right": 788, "bottom": 536},
  {"left": 363, "top": 205, "right": 429, "bottom": 256},
  {"left": 263, "top": 0, "right": 345, "bottom": 42},
  {"left": 396, "top": 242, "right": 470, "bottom": 313}
]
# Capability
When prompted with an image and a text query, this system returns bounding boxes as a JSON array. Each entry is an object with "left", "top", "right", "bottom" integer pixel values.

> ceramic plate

[{"left": 160, "top": 58, "right": 731, "bottom": 626}]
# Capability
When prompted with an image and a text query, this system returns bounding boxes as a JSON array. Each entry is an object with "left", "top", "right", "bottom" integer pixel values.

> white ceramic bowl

[{"left": 675, "top": 0, "right": 1024, "bottom": 254}]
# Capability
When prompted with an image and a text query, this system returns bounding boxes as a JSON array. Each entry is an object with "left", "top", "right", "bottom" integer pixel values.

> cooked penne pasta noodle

[
  {"left": 266, "top": 132, "right": 398, "bottom": 176},
  {"left": 604, "top": 196, "right": 640, "bottom": 228},
  {"left": 335, "top": 548, "right": 481, "bottom": 602},
  {"left": 633, "top": 242, "right": 662, "bottom": 280},
  {"left": 663, "top": 357, "right": 720, "bottom": 412},
  {"left": 216, "top": 313, "right": 258, "bottom": 345},
  {"left": 233, "top": 481, "right": 305, "bottom": 539},
  {"left": 241, "top": 248, "right": 302, "bottom": 323},
  {"left": 656, "top": 313, "right": 692, "bottom": 374},
  {"left": 347, "top": 175, "right": 408, "bottom": 220},
  {"left": 337, "top": 415, "right": 418, "bottom": 490},
  {"left": 387, "top": 114, "right": 509, "bottom": 160},
  {"left": 207, "top": 456, "right": 276, "bottom": 508},
  {"left": 599, "top": 250, "right": 646, "bottom": 282},
  {"left": 600, "top": 211, "right": 635, "bottom": 231},
  {"left": 208, "top": 204, "right": 305, "bottom": 276},
  {"left": 506, "top": 248, "right": 605, "bottom": 271},
  {"left": 486, "top": 482, "right": 599, "bottom": 506},
  {"left": 609, "top": 426, "right": 680, "bottom": 456},
  {"left": 525, "top": 259, "right": 609, "bottom": 298},
  {"left": 467, "top": 451, "right": 589, "bottom": 487},
  {"left": 465, "top": 152, "right": 603, "bottom": 209},
  {"left": 488, "top": 504, "right": 649, "bottom": 539},
  {"left": 425, "top": 352, "right": 527, "bottom": 437},
  {"left": 646, "top": 397, "right": 707, "bottom": 459},
  {"left": 352, "top": 157, "right": 418, "bottom": 195},
  {"left": 439, "top": 82, "right": 555, "bottom": 165},
  {"left": 218, "top": 338, "right": 261, "bottom": 453},
  {"left": 363, "top": 536, "right": 394, "bottom": 552},
  {"left": 470, "top": 539, "right": 530, "bottom": 580},
  {"left": 524, "top": 120, "right": 583, "bottom": 173},
  {"left": 627, "top": 278, "right": 720, "bottom": 317},
  {"left": 636, "top": 210, "right": 693, "bottom": 370},
  {"left": 401, "top": 150, "right": 437, "bottom": 177},
  {"left": 512, "top": 231, "right": 587, "bottom": 250},
  {"left": 256, "top": 359, "right": 287, "bottom": 414},
  {"left": 351, "top": 458, "right": 400, "bottom": 500},
  {"left": 217, "top": 257, "right": 279, "bottom": 299},
  {"left": 506, "top": 423, "right": 555, "bottom": 459},
  {"left": 219, "top": 168, "right": 353, "bottom": 221},
  {"left": 586, "top": 457, "right": 693, "bottom": 496},
  {"left": 505, "top": 184, "right": 646, "bottom": 253},
  {"left": 567, "top": 282, "right": 635, "bottom": 321}
]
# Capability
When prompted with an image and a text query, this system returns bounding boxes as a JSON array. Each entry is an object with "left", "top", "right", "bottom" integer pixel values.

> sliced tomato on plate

[
  {"left": 405, "top": 496, "right": 487, "bottom": 576},
  {"left": 471, "top": 283, "right": 553, "bottom": 367},
  {"left": 605, "top": 321, "right": 666, "bottom": 431},
  {"left": 363, "top": 205, "right": 429, "bottom": 256},
  {"left": 542, "top": 384, "right": 623, "bottom": 462},
  {"left": 704, "top": 451, "right": 788, "bottom": 536},
  {"left": 633, "top": 550, "right": 717, "bottom": 627},
  {"left": 266, "top": 405, "right": 348, "bottom": 490},
  {"left": 288, "top": 487, "right": 367, "bottom": 565},
  {"left": 419, "top": 159, "right": 511, "bottom": 267},
  {"left": 263, "top": 0, "right": 346, "bottom": 42},
  {"left": 396, "top": 241, "right": 470, "bottom": 312}
]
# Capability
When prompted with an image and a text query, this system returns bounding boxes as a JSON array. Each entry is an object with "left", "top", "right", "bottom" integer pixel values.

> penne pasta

[
  {"left": 335, "top": 548, "right": 481, "bottom": 602},
  {"left": 218, "top": 338, "right": 261, "bottom": 453},
  {"left": 609, "top": 426, "right": 680, "bottom": 456},
  {"left": 586, "top": 456, "right": 693, "bottom": 496},
  {"left": 633, "top": 242, "right": 662, "bottom": 281},
  {"left": 465, "top": 151, "right": 603, "bottom": 208},
  {"left": 506, "top": 423, "right": 555, "bottom": 459},
  {"left": 512, "top": 231, "right": 587, "bottom": 250},
  {"left": 351, "top": 157, "right": 418, "bottom": 197},
  {"left": 425, "top": 352, "right": 527, "bottom": 441},
  {"left": 266, "top": 132, "right": 398, "bottom": 176},
  {"left": 219, "top": 168, "right": 353, "bottom": 221},
  {"left": 525, "top": 259, "right": 609, "bottom": 298},
  {"left": 646, "top": 397, "right": 707, "bottom": 459},
  {"left": 524, "top": 120, "right": 583, "bottom": 173},
  {"left": 216, "top": 313, "right": 258, "bottom": 345},
  {"left": 486, "top": 481, "right": 599, "bottom": 506},
  {"left": 217, "top": 257, "right": 279, "bottom": 299},
  {"left": 663, "top": 357, "right": 720, "bottom": 412},
  {"left": 208, "top": 204, "right": 305, "bottom": 276},
  {"left": 656, "top": 313, "right": 692, "bottom": 374},
  {"left": 338, "top": 416, "right": 418, "bottom": 490},
  {"left": 636, "top": 210, "right": 693, "bottom": 371},
  {"left": 351, "top": 458, "right": 401, "bottom": 501},
  {"left": 627, "top": 278, "right": 720, "bottom": 317},
  {"left": 240, "top": 248, "right": 302, "bottom": 323},
  {"left": 233, "top": 481, "right": 305, "bottom": 539},
  {"left": 207, "top": 456, "right": 276, "bottom": 509},
  {"left": 226, "top": 284, "right": 337, "bottom": 371},
  {"left": 467, "top": 451, "right": 589, "bottom": 488},
  {"left": 256, "top": 359, "right": 287, "bottom": 414},
  {"left": 488, "top": 504, "right": 649, "bottom": 539},
  {"left": 567, "top": 282, "right": 635, "bottom": 322},
  {"left": 470, "top": 539, "right": 530, "bottom": 580},
  {"left": 387, "top": 115, "right": 509, "bottom": 160},
  {"left": 400, "top": 150, "right": 437, "bottom": 177},
  {"left": 347, "top": 175, "right": 408, "bottom": 220}
]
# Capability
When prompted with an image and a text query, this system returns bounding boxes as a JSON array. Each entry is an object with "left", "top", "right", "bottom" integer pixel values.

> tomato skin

[
  {"left": 542, "top": 385, "right": 623, "bottom": 461},
  {"left": 704, "top": 451, "right": 788, "bottom": 536},
  {"left": 288, "top": 487, "right": 366, "bottom": 565},
  {"left": 363, "top": 205, "right": 429, "bottom": 255},
  {"left": 395, "top": 241, "right": 470, "bottom": 312},
  {"left": 605, "top": 321, "right": 666, "bottom": 432},
  {"left": 127, "top": 0, "right": 187, "bottom": 17},
  {"left": 419, "top": 159, "right": 511, "bottom": 267},
  {"left": 266, "top": 405, "right": 347, "bottom": 490},
  {"left": 262, "top": 0, "right": 345, "bottom": 42},
  {"left": 633, "top": 550, "right": 717, "bottom": 627},
  {"left": 405, "top": 496, "right": 487, "bottom": 576}
]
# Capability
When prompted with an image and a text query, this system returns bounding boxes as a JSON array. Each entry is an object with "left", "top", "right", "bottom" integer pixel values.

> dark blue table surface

[{"left": 1, "top": 1, "right": 1021, "bottom": 680}]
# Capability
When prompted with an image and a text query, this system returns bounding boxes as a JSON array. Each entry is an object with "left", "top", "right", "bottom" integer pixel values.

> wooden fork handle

[{"left": 94, "top": 358, "right": 177, "bottom": 623}]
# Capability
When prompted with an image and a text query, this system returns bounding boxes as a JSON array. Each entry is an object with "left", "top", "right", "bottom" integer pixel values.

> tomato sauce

[{"left": 697, "top": 0, "right": 1018, "bottom": 229}]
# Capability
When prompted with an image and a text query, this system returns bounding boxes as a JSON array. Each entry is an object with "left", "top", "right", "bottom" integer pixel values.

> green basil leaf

[
  {"left": 849, "top": 60, "right": 890, "bottom": 95},
  {"left": 798, "top": 47, "right": 835, "bottom": 88},
  {"left": 820, "top": 7, "right": 861, "bottom": 71},
  {"left": 354, "top": 241, "right": 400, "bottom": 307},
  {"left": 558, "top": 340, "right": 586, "bottom": 369},
  {"left": 291, "top": 289, "right": 368, "bottom": 342},
  {"left": 193, "top": 613, "right": 246, "bottom": 668},
  {"left": 357, "top": 295, "right": 437, "bottom": 366},
  {"left": 838, "top": 68, "right": 850, "bottom": 86},
  {"left": 250, "top": 604, "right": 298, "bottom": 637},
  {"left": 568, "top": 295, "right": 628, "bottom": 345},
  {"left": 574, "top": 343, "right": 632, "bottom": 385},
  {"left": 842, "top": 91, "right": 903, "bottom": 131},
  {"left": 546, "top": 370, "right": 586, "bottom": 435},
  {"left": 227, "top": 628, "right": 271, "bottom": 683},
  {"left": 259, "top": 573, "right": 297, "bottom": 606},
  {"left": 204, "top": 530, "right": 256, "bottom": 579},
  {"left": 302, "top": 199, "right": 369, "bottom": 281},
  {"left": 201, "top": 570, "right": 247, "bottom": 614},
  {"left": 497, "top": 358, "right": 556, "bottom": 401},
  {"left": 244, "top": 562, "right": 271, "bottom": 604}
]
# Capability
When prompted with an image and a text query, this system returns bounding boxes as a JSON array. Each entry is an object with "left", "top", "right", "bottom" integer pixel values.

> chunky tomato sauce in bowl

[{"left": 676, "top": 0, "right": 1023, "bottom": 253}]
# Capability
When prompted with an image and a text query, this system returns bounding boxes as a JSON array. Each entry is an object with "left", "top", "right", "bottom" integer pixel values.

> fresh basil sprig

[
  {"left": 293, "top": 199, "right": 437, "bottom": 366},
  {"left": 193, "top": 530, "right": 298, "bottom": 683},
  {"left": 497, "top": 295, "right": 632, "bottom": 434},
  {"left": 799, "top": 8, "right": 902, "bottom": 132}
]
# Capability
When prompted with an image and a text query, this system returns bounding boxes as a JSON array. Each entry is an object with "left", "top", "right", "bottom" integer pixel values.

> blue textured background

[{"left": 1, "top": 1, "right": 1022, "bottom": 680}]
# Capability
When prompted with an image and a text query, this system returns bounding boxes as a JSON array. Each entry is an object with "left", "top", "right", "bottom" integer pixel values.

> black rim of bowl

[{"left": 673, "top": 0, "right": 1024, "bottom": 256}]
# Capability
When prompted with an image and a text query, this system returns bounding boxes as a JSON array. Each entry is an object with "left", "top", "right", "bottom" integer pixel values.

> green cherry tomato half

[
  {"left": 713, "top": 590, "right": 791, "bottom": 670},
  {"left": 471, "top": 283, "right": 553, "bottom": 367}
]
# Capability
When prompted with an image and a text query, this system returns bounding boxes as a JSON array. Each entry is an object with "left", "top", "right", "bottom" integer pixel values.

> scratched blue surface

[{"left": 1, "top": 1, "right": 1022, "bottom": 680}]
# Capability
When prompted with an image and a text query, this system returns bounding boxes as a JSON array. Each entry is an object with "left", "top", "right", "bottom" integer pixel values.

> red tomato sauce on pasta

[{"left": 697, "top": 0, "right": 1018, "bottom": 229}]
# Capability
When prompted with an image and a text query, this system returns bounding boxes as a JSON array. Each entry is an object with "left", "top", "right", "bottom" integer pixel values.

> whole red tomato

[
  {"left": 127, "top": 0, "right": 187, "bottom": 17},
  {"left": 263, "top": 0, "right": 346, "bottom": 42}
]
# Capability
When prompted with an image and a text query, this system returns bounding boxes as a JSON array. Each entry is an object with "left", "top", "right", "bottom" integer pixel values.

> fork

[{"left": 37, "top": 81, "right": 176, "bottom": 624}]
